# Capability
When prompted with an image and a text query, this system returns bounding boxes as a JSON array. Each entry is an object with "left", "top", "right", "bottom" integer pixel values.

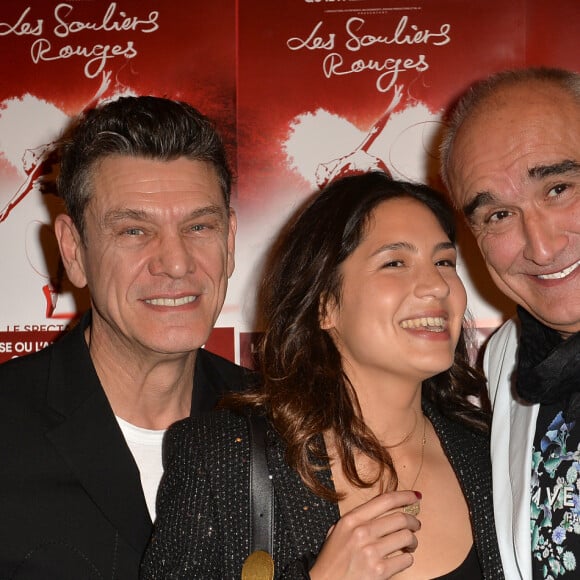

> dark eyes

[
  {"left": 382, "top": 258, "right": 456, "bottom": 268},
  {"left": 547, "top": 183, "right": 568, "bottom": 198},
  {"left": 436, "top": 259, "right": 456, "bottom": 268},
  {"left": 485, "top": 209, "right": 512, "bottom": 224},
  {"left": 480, "top": 183, "right": 571, "bottom": 225}
]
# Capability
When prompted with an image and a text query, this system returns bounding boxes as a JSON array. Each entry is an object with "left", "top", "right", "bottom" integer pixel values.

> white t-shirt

[{"left": 116, "top": 416, "right": 165, "bottom": 521}]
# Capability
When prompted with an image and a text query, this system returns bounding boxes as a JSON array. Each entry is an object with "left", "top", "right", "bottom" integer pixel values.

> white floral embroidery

[{"left": 531, "top": 412, "right": 580, "bottom": 578}]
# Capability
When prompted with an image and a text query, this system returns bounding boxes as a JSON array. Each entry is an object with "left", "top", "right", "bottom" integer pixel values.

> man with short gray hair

[{"left": 442, "top": 67, "right": 580, "bottom": 579}]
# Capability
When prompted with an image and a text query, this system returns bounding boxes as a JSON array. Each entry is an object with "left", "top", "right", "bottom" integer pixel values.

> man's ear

[
  {"left": 226, "top": 208, "right": 237, "bottom": 279},
  {"left": 54, "top": 214, "right": 88, "bottom": 289}
]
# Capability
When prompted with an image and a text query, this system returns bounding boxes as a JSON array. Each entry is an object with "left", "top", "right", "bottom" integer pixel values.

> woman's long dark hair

[{"left": 227, "top": 172, "right": 490, "bottom": 501}]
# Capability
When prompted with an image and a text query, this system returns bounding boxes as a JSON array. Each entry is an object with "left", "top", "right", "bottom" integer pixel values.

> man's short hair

[
  {"left": 440, "top": 67, "right": 580, "bottom": 192},
  {"left": 57, "top": 96, "right": 233, "bottom": 236}
]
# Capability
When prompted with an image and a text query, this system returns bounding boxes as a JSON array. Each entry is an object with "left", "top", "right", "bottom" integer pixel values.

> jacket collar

[
  {"left": 515, "top": 306, "right": 580, "bottom": 417},
  {"left": 191, "top": 348, "right": 250, "bottom": 415}
]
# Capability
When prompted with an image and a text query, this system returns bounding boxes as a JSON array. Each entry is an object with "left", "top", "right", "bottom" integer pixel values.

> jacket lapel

[
  {"left": 190, "top": 349, "right": 227, "bottom": 416},
  {"left": 190, "top": 348, "right": 255, "bottom": 416},
  {"left": 44, "top": 317, "right": 151, "bottom": 554},
  {"left": 424, "top": 400, "right": 504, "bottom": 579},
  {"left": 509, "top": 397, "right": 538, "bottom": 578}
]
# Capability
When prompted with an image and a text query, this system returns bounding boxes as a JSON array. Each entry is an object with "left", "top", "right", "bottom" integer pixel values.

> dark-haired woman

[{"left": 141, "top": 173, "right": 504, "bottom": 579}]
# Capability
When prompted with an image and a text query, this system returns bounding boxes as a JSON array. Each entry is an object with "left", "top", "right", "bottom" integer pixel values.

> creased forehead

[{"left": 468, "top": 80, "right": 578, "bottom": 123}]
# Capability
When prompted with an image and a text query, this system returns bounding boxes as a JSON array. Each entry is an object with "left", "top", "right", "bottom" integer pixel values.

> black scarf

[{"left": 515, "top": 306, "right": 580, "bottom": 419}]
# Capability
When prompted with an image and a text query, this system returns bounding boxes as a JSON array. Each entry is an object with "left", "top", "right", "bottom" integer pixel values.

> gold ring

[{"left": 402, "top": 502, "right": 420, "bottom": 516}]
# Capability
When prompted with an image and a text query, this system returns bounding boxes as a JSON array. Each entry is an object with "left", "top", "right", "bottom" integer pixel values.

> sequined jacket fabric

[{"left": 141, "top": 400, "right": 504, "bottom": 579}]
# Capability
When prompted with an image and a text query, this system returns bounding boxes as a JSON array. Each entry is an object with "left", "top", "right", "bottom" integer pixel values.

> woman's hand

[{"left": 309, "top": 490, "right": 421, "bottom": 580}]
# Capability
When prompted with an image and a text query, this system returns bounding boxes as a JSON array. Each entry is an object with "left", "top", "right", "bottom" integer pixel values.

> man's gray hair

[
  {"left": 440, "top": 67, "right": 580, "bottom": 193},
  {"left": 57, "top": 96, "right": 233, "bottom": 237}
]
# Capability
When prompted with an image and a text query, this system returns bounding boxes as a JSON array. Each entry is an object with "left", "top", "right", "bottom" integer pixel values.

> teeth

[
  {"left": 537, "top": 260, "right": 580, "bottom": 280},
  {"left": 400, "top": 317, "right": 446, "bottom": 331},
  {"left": 145, "top": 296, "right": 197, "bottom": 307}
]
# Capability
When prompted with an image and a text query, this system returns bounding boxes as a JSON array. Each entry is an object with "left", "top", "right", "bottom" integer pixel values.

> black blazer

[
  {"left": 141, "top": 401, "right": 504, "bottom": 579},
  {"left": 0, "top": 312, "right": 252, "bottom": 580}
]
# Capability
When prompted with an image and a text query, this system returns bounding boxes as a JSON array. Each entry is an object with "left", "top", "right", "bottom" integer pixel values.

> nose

[
  {"left": 414, "top": 264, "right": 451, "bottom": 300},
  {"left": 148, "top": 233, "right": 194, "bottom": 279},
  {"left": 521, "top": 211, "right": 567, "bottom": 266}
]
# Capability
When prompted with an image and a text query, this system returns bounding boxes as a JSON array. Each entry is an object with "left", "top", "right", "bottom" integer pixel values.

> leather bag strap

[{"left": 247, "top": 413, "right": 274, "bottom": 555}]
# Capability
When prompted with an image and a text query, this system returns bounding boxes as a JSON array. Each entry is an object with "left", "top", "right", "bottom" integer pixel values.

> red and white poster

[
  {"left": 0, "top": 0, "right": 237, "bottom": 361},
  {"left": 1, "top": 0, "right": 578, "bottom": 364}
]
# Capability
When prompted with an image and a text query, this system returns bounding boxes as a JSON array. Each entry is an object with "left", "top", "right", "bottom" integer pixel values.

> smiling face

[
  {"left": 321, "top": 197, "right": 467, "bottom": 388},
  {"left": 55, "top": 155, "right": 236, "bottom": 362},
  {"left": 448, "top": 81, "right": 580, "bottom": 336}
]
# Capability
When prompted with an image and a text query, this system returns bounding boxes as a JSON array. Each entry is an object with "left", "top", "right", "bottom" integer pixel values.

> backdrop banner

[{"left": 1, "top": 0, "right": 578, "bottom": 364}]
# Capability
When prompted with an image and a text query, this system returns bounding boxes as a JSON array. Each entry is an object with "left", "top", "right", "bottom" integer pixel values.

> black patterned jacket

[{"left": 142, "top": 400, "right": 504, "bottom": 579}]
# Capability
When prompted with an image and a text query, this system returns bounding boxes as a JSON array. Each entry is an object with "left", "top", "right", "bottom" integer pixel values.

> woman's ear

[{"left": 319, "top": 293, "right": 337, "bottom": 331}]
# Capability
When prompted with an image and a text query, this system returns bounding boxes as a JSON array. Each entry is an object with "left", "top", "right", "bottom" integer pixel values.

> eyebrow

[
  {"left": 463, "top": 159, "right": 580, "bottom": 220},
  {"left": 528, "top": 159, "right": 580, "bottom": 179},
  {"left": 462, "top": 192, "right": 495, "bottom": 221},
  {"left": 102, "top": 204, "right": 226, "bottom": 226},
  {"left": 371, "top": 240, "right": 455, "bottom": 256}
]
